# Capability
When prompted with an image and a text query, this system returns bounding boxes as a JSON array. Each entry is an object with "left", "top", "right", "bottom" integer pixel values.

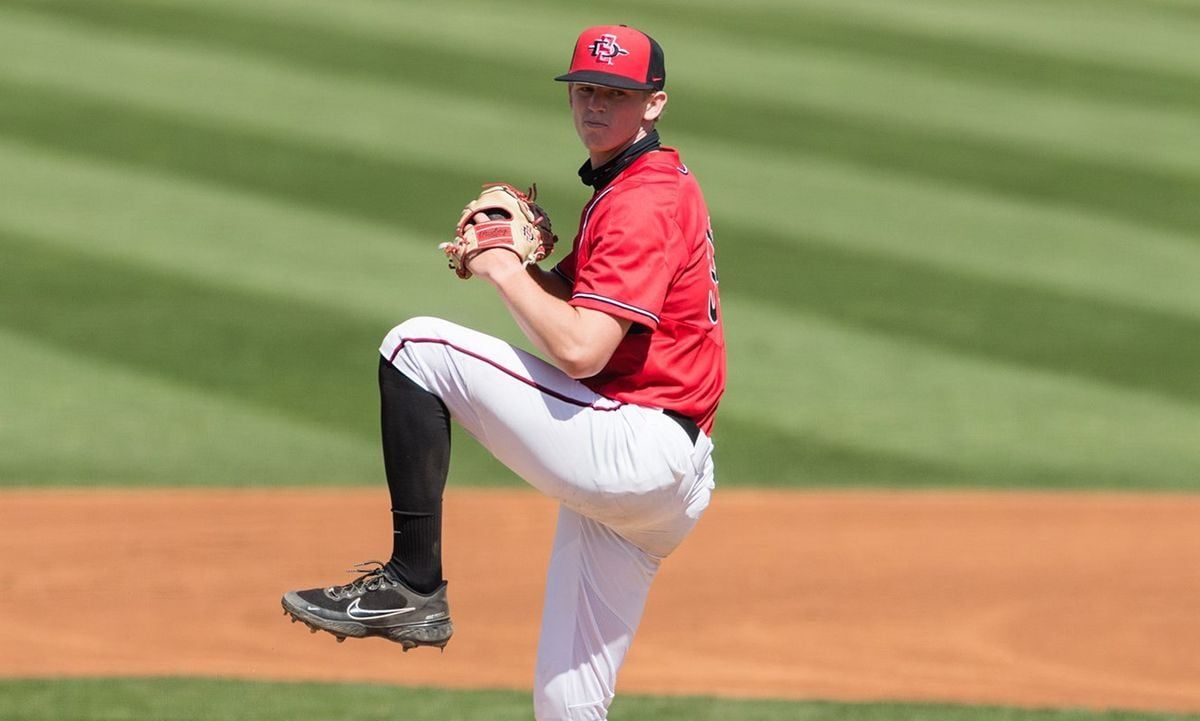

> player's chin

[{"left": 577, "top": 129, "right": 607, "bottom": 147}]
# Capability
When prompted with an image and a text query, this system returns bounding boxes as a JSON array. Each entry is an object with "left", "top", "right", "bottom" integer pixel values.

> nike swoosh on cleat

[{"left": 346, "top": 598, "right": 416, "bottom": 620}]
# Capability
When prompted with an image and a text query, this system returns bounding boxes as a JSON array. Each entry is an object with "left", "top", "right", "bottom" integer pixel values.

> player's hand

[
  {"left": 465, "top": 243, "right": 524, "bottom": 282},
  {"left": 449, "top": 210, "right": 522, "bottom": 281}
]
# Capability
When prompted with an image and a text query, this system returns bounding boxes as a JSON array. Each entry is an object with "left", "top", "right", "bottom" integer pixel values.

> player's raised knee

[{"left": 380, "top": 316, "right": 454, "bottom": 354}]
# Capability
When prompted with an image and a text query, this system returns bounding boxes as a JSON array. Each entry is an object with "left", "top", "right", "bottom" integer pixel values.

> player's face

[{"left": 569, "top": 83, "right": 666, "bottom": 166}]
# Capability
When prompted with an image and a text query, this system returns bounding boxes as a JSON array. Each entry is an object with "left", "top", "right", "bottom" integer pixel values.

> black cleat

[{"left": 281, "top": 561, "right": 452, "bottom": 651}]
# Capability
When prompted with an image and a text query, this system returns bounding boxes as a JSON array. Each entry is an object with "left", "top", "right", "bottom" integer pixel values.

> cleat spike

[{"left": 336, "top": 636, "right": 346, "bottom": 643}]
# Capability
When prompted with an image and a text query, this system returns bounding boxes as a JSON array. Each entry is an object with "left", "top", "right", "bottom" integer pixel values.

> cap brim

[{"left": 554, "top": 70, "right": 656, "bottom": 91}]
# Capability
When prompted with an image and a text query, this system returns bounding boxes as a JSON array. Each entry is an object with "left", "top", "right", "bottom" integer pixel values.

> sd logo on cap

[{"left": 555, "top": 24, "right": 666, "bottom": 91}]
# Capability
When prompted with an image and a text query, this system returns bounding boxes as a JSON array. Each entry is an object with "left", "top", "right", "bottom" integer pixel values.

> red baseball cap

[{"left": 554, "top": 25, "right": 666, "bottom": 91}]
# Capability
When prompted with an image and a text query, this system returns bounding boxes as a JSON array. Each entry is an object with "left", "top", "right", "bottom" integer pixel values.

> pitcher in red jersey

[{"left": 282, "top": 24, "right": 725, "bottom": 721}]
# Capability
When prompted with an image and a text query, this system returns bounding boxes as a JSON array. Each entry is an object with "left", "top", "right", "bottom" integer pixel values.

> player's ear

[{"left": 643, "top": 91, "right": 668, "bottom": 122}]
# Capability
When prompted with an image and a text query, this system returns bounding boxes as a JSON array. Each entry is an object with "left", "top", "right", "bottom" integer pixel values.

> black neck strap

[{"left": 578, "top": 130, "right": 661, "bottom": 190}]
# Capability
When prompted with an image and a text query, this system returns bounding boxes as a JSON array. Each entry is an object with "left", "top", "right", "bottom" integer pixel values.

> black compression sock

[
  {"left": 387, "top": 510, "right": 442, "bottom": 594},
  {"left": 378, "top": 356, "right": 450, "bottom": 595}
]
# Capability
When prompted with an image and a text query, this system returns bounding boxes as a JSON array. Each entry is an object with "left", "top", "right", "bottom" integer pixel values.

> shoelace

[{"left": 327, "top": 560, "right": 394, "bottom": 599}]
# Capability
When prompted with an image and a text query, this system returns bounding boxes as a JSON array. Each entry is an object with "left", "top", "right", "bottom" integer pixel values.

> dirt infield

[{"left": 2, "top": 488, "right": 1198, "bottom": 711}]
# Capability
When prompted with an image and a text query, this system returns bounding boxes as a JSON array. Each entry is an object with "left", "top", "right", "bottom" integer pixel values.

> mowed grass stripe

[
  {"left": 0, "top": 227, "right": 381, "bottom": 438},
  {"left": 1147, "top": 0, "right": 1200, "bottom": 23},
  {"left": 0, "top": 8, "right": 581, "bottom": 218},
  {"left": 669, "top": 98, "right": 1200, "bottom": 241},
  {"left": 0, "top": 140, "right": 522, "bottom": 334},
  {"left": 643, "top": 0, "right": 1200, "bottom": 77},
  {"left": 715, "top": 415, "right": 992, "bottom": 489},
  {"left": 4, "top": 678, "right": 1199, "bottom": 721},
  {"left": 744, "top": 226, "right": 1200, "bottom": 407},
  {"left": 698, "top": 146, "right": 1200, "bottom": 321},
  {"left": 1, "top": 82, "right": 1197, "bottom": 409},
  {"left": 0, "top": 227, "right": 523, "bottom": 487},
  {"left": 7, "top": 0, "right": 1200, "bottom": 239},
  {"left": 0, "top": 79, "right": 477, "bottom": 242},
  {"left": 0, "top": 0, "right": 559, "bottom": 110},
  {"left": 780, "top": 0, "right": 1200, "bottom": 75},
  {"left": 721, "top": 299, "right": 1200, "bottom": 490},
  {"left": 0, "top": 329, "right": 380, "bottom": 487}
]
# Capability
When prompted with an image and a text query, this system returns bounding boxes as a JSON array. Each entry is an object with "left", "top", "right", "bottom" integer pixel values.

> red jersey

[{"left": 553, "top": 147, "right": 726, "bottom": 434}]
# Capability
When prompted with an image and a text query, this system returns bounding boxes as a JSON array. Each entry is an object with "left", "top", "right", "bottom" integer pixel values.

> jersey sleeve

[
  {"left": 552, "top": 248, "right": 578, "bottom": 285},
  {"left": 569, "top": 193, "right": 677, "bottom": 330}
]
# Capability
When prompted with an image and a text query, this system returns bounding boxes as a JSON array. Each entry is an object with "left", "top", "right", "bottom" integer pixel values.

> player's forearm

[
  {"left": 526, "top": 266, "right": 572, "bottom": 301},
  {"left": 483, "top": 261, "right": 616, "bottom": 378}
]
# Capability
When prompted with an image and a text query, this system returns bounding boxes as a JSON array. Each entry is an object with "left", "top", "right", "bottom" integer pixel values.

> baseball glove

[{"left": 439, "top": 183, "right": 557, "bottom": 280}]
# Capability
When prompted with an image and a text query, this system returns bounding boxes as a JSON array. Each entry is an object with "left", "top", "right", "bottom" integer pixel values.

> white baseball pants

[{"left": 381, "top": 316, "right": 715, "bottom": 721}]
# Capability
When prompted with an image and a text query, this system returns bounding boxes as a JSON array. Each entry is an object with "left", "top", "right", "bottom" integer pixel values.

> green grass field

[
  {"left": 1, "top": 0, "right": 1198, "bottom": 718},
  {"left": 2, "top": 0, "right": 1198, "bottom": 491},
  {"left": 4, "top": 679, "right": 1199, "bottom": 721}
]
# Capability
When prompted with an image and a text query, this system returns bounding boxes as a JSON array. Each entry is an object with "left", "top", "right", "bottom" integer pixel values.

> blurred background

[{"left": 0, "top": 0, "right": 1198, "bottom": 490}]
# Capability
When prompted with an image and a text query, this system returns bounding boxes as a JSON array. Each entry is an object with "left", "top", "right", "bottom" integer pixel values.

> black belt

[{"left": 664, "top": 409, "right": 700, "bottom": 444}]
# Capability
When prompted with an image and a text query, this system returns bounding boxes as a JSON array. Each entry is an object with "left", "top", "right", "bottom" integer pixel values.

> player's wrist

[{"left": 469, "top": 249, "right": 525, "bottom": 285}]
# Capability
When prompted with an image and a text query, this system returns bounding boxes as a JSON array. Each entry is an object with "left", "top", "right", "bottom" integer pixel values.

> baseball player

[{"left": 282, "top": 24, "right": 725, "bottom": 721}]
